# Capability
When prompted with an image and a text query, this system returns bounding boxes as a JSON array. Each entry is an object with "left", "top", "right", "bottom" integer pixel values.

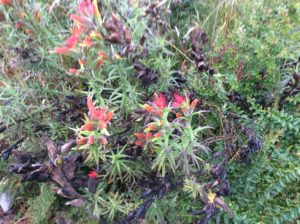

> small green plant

[
  {"left": 29, "top": 184, "right": 56, "bottom": 224},
  {"left": 134, "top": 92, "right": 210, "bottom": 176},
  {"left": 75, "top": 96, "right": 113, "bottom": 165}
]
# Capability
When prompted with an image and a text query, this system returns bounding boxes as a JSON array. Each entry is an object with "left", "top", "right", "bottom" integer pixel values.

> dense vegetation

[{"left": 0, "top": 0, "right": 299, "bottom": 223}]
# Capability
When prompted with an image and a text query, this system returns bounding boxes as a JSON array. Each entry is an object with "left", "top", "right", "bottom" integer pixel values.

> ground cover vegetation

[{"left": 0, "top": 0, "right": 299, "bottom": 223}]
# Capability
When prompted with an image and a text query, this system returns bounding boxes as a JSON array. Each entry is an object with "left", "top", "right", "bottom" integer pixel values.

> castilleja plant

[
  {"left": 135, "top": 92, "right": 211, "bottom": 176},
  {"left": 1, "top": 0, "right": 43, "bottom": 36},
  {"left": 76, "top": 96, "right": 113, "bottom": 165},
  {"left": 53, "top": 0, "right": 109, "bottom": 75}
]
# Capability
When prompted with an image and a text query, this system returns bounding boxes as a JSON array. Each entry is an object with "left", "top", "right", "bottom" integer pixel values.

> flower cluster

[
  {"left": 1, "top": 1, "right": 42, "bottom": 35},
  {"left": 0, "top": 0, "right": 11, "bottom": 6},
  {"left": 76, "top": 96, "right": 113, "bottom": 148},
  {"left": 53, "top": 0, "right": 108, "bottom": 75},
  {"left": 134, "top": 92, "right": 198, "bottom": 147}
]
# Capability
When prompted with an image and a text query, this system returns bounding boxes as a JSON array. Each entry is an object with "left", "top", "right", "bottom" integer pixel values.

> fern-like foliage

[
  {"left": 29, "top": 183, "right": 56, "bottom": 224},
  {"left": 263, "top": 167, "right": 300, "bottom": 202},
  {"left": 273, "top": 205, "right": 300, "bottom": 224}
]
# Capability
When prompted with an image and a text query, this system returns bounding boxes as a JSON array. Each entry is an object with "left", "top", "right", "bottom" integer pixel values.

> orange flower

[
  {"left": 105, "top": 111, "right": 114, "bottom": 122},
  {"left": 176, "top": 113, "right": 182, "bottom": 118},
  {"left": 147, "top": 124, "right": 157, "bottom": 131},
  {"left": 182, "top": 106, "right": 188, "bottom": 114},
  {"left": 134, "top": 132, "right": 152, "bottom": 146},
  {"left": 96, "top": 51, "right": 109, "bottom": 68},
  {"left": 154, "top": 132, "right": 162, "bottom": 138},
  {"left": 54, "top": 28, "right": 81, "bottom": 55},
  {"left": 87, "top": 97, "right": 113, "bottom": 129},
  {"left": 87, "top": 96, "right": 103, "bottom": 120},
  {"left": 78, "top": 58, "right": 85, "bottom": 70},
  {"left": 81, "top": 122, "right": 95, "bottom": 131},
  {"left": 191, "top": 99, "right": 198, "bottom": 109},
  {"left": 76, "top": 137, "right": 88, "bottom": 145},
  {"left": 144, "top": 104, "right": 155, "bottom": 113},
  {"left": 143, "top": 104, "right": 162, "bottom": 116}
]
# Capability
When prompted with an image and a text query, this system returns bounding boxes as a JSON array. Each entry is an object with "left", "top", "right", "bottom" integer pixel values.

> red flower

[
  {"left": 96, "top": 58, "right": 103, "bottom": 67},
  {"left": 70, "top": 0, "right": 96, "bottom": 29},
  {"left": 142, "top": 93, "right": 168, "bottom": 117},
  {"left": 77, "top": 0, "right": 93, "bottom": 16},
  {"left": 87, "top": 135, "right": 95, "bottom": 144},
  {"left": 154, "top": 93, "right": 167, "bottom": 109},
  {"left": 99, "top": 112, "right": 113, "bottom": 128},
  {"left": 87, "top": 96, "right": 105, "bottom": 120},
  {"left": 71, "top": 26, "right": 84, "bottom": 38},
  {"left": 96, "top": 51, "right": 109, "bottom": 68},
  {"left": 75, "top": 0, "right": 101, "bottom": 23},
  {"left": 66, "top": 35, "right": 78, "bottom": 48},
  {"left": 87, "top": 96, "right": 113, "bottom": 129},
  {"left": 88, "top": 170, "right": 98, "bottom": 178},
  {"left": 0, "top": 0, "right": 11, "bottom": 6},
  {"left": 98, "top": 51, "right": 109, "bottom": 59},
  {"left": 172, "top": 93, "right": 185, "bottom": 108},
  {"left": 54, "top": 31, "right": 79, "bottom": 55},
  {"left": 134, "top": 132, "right": 152, "bottom": 146}
]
